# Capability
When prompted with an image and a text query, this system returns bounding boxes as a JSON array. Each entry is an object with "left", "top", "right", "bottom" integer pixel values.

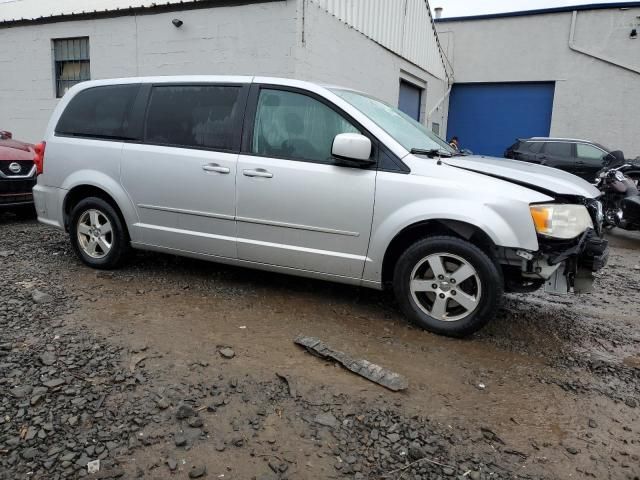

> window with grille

[{"left": 53, "top": 37, "right": 90, "bottom": 98}]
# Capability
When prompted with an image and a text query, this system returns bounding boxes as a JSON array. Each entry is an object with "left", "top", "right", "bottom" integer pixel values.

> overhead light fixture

[{"left": 172, "top": 18, "right": 183, "bottom": 28}]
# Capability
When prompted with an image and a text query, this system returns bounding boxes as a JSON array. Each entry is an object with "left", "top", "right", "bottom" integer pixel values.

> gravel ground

[{"left": 1, "top": 213, "right": 639, "bottom": 480}]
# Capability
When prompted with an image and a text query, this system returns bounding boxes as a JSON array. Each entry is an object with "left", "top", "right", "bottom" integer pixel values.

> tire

[
  {"left": 393, "top": 236, "right": 503, "bottom": 337},
  {"left": 69, "top": 197, "right": 130, "bottom": 269}
]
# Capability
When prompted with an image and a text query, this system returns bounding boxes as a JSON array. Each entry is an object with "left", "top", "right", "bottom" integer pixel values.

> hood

[
  {"left": 441, "top": 155, "right": 600, "bottom": 199},
  {"left": 0, "top": 139, "right": 34, "bottom": 162}
]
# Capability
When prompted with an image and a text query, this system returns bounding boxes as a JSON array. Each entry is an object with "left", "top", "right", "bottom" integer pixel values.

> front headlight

[{"left": 530, "top": 204, "right": 593, "bottom": 239}]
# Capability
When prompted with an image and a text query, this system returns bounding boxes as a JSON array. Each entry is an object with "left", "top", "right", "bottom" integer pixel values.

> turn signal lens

[
  {"left": 530, "top": 205, "right": 553, "bottom": 235},
  {"left": 529, "top": 204, "right": 593, "bottom": 239}
]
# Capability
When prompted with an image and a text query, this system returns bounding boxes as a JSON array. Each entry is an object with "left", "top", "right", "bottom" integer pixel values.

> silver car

[{"left": 32, "top": 76, "right": 608, "bottom": 336}]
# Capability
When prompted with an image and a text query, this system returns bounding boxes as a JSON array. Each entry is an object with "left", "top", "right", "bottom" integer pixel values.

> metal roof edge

[
  {"left": 434, "top": 1, "right": 640, "bottom": 23},
  {"left": 0, "top": 0, "right": 282, "bottom": 28}
]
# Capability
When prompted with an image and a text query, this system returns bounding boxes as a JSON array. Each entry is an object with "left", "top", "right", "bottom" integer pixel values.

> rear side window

[
  {"left": 144, "top": 85, "right": 242, "bottom": 151},
  {"left": 56, "top": 84, "right": 140, "bottom": 139},
  {"left": 524, "top": 142, "right": 543, "bottom": 154},
  {"left": 543, "top": 142, "right": 572, "bottom": 157}
]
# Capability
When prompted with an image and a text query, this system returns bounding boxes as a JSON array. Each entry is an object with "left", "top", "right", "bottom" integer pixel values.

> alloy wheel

[
  {"left": 76, "top": 209, "right": 113, "bottom": 259},
  {"left": 409, "top": 252, "right": 482, "bottom": 322}
]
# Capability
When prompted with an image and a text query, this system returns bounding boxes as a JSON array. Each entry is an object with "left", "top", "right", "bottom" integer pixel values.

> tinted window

[
  {"left": 252, "top": 89, "right": 359, "bottom": 164},
  {"left": 543, "top": 142, "right": 572, "bottom": 157},
  {"left": 524, "top": 142, "right": 543, "bottom": 154},
  {"left": 56, "top": 84, "right": 139, "bottom": 139},
  {"left": 145, "top": 85, "right": 242, "bottom": 151},
  {"left": 576, "top": 144, "right": 605, "bottom": 165}
]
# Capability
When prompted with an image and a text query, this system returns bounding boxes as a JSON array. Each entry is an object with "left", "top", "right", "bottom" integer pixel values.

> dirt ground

[{"left": 1, "top": 214, "right": 639, "bottom": 480}]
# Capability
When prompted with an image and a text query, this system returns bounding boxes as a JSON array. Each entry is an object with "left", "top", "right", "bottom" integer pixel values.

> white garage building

[
  {"left": 0, "top": 0, "right": 451, "bottom": 143},
  {"left": 436, "top": 2, "right": 640, "bottom": 158}
]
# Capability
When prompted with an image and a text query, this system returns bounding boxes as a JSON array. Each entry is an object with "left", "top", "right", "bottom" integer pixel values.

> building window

[
  {"left": 431, "top": 122, "right": 440, "bottom": 136},
  {"left": 53, "top": 37, "right": 90, "bottom": 98}
]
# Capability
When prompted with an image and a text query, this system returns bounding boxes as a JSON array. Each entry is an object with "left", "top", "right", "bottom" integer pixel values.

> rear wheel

[
  {"left": 69, "top": 197, "right": 129, "bottom": 269},
  {"left": 393, "top": 236, "right": 503, "bottom": 337}
]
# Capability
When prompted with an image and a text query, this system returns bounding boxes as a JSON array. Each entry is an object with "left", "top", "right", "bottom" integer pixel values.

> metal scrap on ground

[{"left": 294, "top": 335, "right": 409, "bottom": 391}]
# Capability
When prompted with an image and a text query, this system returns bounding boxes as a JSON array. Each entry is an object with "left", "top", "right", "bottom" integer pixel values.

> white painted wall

[
  {"left": 0, "top": 0, "right": 449, "bottom": 143},
  {"left": 437, "top": 7, "right": 640, "bottom": 157}
]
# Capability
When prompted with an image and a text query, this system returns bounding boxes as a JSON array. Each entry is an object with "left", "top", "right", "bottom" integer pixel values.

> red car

[{"left": 0, "top": 130, "right": 36, "bottom": 214}]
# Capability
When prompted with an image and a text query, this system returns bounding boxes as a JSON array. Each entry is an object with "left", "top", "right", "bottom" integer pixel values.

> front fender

[
  {"left": 363, "top": 198, "right": 539, "bottom": 283},
  {"left": 61, "top": 170, "right": 139, "bottom": 235}
]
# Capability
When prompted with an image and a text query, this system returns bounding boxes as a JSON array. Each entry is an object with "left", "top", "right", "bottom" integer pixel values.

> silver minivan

[{"left": 33, "top": 76, "right": 608, "bottom": 336}]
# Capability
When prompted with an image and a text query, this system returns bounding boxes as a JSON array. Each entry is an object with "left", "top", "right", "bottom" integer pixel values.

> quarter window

[
  {"left": 55, "top": 84, "right": 140, "bottom": 139},
  {"left": 543, "top": 142, "right": 572, "bottom": 157},
  {"left": 53, "top": 37, "right": 90, "bottom": 98},
  {"left": 144, "top": 85, "right": 242, "bottom": 151},
  {"left": 251, "top": 89, "right": 359, "bottom": 164}
]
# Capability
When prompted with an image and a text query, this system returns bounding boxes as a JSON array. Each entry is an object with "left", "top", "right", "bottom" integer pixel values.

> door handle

[
  {"left": 243, "top": 168, "right": 273, "bottom": 178},
  {"left": 202, "top": 163, "right": 230, "bottom": 174}
]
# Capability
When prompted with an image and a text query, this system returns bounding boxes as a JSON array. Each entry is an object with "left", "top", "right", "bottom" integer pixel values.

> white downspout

[{"left": 569, "top": 10, "right": 640, "bottom": 75}]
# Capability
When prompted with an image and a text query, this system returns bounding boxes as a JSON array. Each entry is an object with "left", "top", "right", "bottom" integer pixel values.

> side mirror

[
  {"left": 332, "top": 133, "right": 372, "bottom": 165},
  {"left": 0, "top": 130, "right": 12, "bottom": 140}
]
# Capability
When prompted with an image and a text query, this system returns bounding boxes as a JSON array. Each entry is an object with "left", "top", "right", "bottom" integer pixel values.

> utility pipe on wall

[{"left": 569, "top": 10, "right": 640, "bottom": 75}]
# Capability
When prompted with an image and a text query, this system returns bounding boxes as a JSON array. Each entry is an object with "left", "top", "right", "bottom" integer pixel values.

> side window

[
  {"left": 145, "top": 85, "right": 242, "bottom": 151},
  {"left": 576, "top": 144, "right": 605, "bottom": 165},
  {"left": 543, "top": 142, "right": 572, "bottom": 158},
  {"left": 526, "top": 142, "right": 543, "bottom": 154},
  {"left": 251, "top": 89, "right": 359, "bottom": 164},
  {"left": 55, "top": 84, "right": 139, "bottom": 139}
]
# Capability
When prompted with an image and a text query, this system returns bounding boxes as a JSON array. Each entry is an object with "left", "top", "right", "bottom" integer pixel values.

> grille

[
  {"left": 0, "top": 160, "right": 34, "bottom": 176},
  {"left": 0, "top": 178, "right": 36, "bottom": 193}
]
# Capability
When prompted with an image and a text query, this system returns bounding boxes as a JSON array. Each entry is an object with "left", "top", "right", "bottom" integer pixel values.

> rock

[
  {"left": 588, "top": 419, "right": 597, "bottom": 428},
  {"left": 32, "top": 289, "right": 54, "bottom": 304},
  {"left": 625, "top": 398, "right": 637, "bottom": 408},
  {"left": 387, "top": 433, "right": 400, "bottom": 443},
  {"left": 176, "top": 404, "right": 196, "bottom": 419},
  {"left": 167, "top": 457, "right": 177, "bottom": 471},
  {"left": 566, "top": 446, "right": 579, "bottom": 455},
  {"left": 156, "top": 397, "right": 170, "bottom": 409},
  {"left": 314, "top": 413, "right": 338, "bottom": 428},
  {"left": 39, "top": 351, "right": 57, "bottom": 366},
  {"left": 188, "top": 416, "right": 203, "bottom": 428},
  {"left": 174, "top": 434, "right": 187, "bottom": 447},
  {"left": 189, "top": 465, "right": 207, "bottom": 478},
  {"left": 43, "top": 378, "right": 65, "bottom": 389},
  {"left": 219, "top": 348, "right": 235, "bottom": 359}
]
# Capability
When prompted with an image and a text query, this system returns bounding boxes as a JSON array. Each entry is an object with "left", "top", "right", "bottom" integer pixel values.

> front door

[
  {"left": 121, "top": 83, "right": 248, "bottom": 258},
  {"left": 575, "top": 143, "right": 607, "bottom": 181},
  {"left": 235, "top": 87, "right": 376, "bottom": 279}
]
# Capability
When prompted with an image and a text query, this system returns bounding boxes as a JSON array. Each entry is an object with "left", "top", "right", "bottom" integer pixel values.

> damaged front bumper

[{"left": 517, "top": 228, "right": 609, "bottom": 294}]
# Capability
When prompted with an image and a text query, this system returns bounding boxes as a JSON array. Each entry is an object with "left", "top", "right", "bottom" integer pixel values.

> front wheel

[
  {"left": 69, "top": 197, "right": 130, "bottom": 269},
  {"left": 393, "top": 236, "right": 503, "bottom": 337}
]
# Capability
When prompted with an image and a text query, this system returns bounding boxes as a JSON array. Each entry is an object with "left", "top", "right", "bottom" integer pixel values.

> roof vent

[{"left": 434, "top": 7, "right": 443, "bottom": 19}]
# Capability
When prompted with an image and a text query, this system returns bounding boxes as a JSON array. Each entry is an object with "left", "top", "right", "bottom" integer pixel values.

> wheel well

[
  {"left": 381, "top": 220, "right": 497, "bottom": 287},
  {"left": 63, "top": 185, "right": 128, "bottom": 235}
]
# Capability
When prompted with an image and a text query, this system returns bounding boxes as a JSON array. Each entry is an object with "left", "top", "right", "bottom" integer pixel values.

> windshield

[{"left": 331, "top": 88, "right": 455, "bottom": 156}]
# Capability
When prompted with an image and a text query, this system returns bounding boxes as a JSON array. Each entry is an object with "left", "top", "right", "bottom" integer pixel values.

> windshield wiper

[{"left": 410, "top": 148, "right": 453, "bottom": 158}]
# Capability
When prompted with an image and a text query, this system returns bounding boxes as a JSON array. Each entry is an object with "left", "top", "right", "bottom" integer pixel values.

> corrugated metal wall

[{"left": 310, "top": 0, "right": 446, "bottom": 79}]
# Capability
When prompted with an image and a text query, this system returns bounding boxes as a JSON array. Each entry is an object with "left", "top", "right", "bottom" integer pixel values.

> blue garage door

[{"left": 447, "top": 82, "right": 555, "bottom": 157}]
